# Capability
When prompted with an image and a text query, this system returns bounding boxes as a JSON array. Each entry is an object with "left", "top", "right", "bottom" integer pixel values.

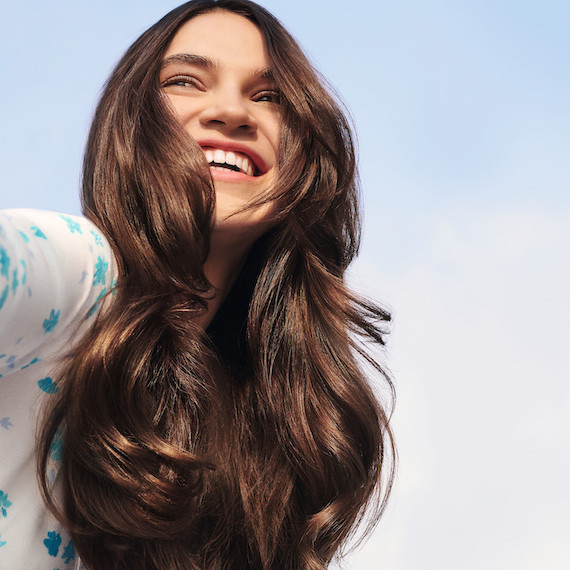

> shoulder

[
  {"left": 0, "top": 209, "right": 115, "bottom": 302},
  {"left": 0, "top": 209, "right": 116, "bottom": 375},
  {"left": 0, "top": 208, "right": 108, "bottom": 246}
]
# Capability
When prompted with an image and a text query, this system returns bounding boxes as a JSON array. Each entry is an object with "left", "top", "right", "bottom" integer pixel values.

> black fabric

[{"left": 205, "top": 231, "right": 272, "bottom": 377}]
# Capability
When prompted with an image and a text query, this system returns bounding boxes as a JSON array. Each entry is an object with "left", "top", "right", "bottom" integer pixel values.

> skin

[{"left": 160, "top": 10, "right": 282, "bottom": 325}]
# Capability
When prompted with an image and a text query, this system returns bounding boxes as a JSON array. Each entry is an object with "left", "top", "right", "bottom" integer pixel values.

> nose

[{"left": 199, "top": 88, "right": 258, "bottom": 134}]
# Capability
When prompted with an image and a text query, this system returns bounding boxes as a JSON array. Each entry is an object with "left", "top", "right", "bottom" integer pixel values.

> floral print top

[{"left": 0, "top": 210, "right": 115, "bottom": 569}]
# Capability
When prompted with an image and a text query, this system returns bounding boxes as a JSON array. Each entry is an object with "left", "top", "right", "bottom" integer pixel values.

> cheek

[
  {"left": 267, "top": 124, "right": 281, "bottom": 162},
  {"left": 259, "top": 111, "right": 282, "bottom": 155},
  {"left": 165, "top": 94, "right": 183, "bottom": 118},
  {"left": 166, "top": 95, "right": 199, "bottom": 130},
  {"left": 271, "top": 126, "right": 281, "bottom": 152},
  {"left": 271, "top": 116, "right": 282, "bottom": 146}
]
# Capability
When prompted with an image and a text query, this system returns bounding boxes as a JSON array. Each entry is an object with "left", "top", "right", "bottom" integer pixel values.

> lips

[{"left": 197, "top": 139, "right": 268, "bottom": 177}]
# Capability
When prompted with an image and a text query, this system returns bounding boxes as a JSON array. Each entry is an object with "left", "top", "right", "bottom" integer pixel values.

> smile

[{"left": 202, "top": 148, "right": 256, "bottom": 176}]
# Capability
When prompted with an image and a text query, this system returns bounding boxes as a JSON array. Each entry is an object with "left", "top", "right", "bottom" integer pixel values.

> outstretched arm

[{"left": 0, "top": 209, "right": 115, "bottom": 378}]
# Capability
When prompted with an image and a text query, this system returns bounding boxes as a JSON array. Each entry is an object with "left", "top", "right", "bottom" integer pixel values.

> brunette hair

[{"left": 38, "top": 1, "right": 395, "bottom": 568}]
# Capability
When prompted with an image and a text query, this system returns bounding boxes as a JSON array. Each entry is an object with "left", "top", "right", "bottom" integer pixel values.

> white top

[{"left": 0, "top": 209, "right": 115, "bottom": 569}]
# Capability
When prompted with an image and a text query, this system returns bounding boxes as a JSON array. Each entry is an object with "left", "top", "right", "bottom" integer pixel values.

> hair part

[{"left": 38, "top": 2, "right": 395, "bottom": 568}]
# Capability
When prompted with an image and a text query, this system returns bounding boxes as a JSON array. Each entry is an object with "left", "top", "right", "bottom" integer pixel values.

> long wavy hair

[{"left": 38, "top": 1, "right": 395, "bottom": 568}]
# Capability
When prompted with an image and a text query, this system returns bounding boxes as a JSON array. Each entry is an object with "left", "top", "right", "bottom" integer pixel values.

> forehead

[{"left": 164, "top": 10, "right": 270, "bottom": 70}]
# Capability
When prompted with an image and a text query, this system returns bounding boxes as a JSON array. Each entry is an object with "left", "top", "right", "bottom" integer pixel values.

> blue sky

[{"left": 1, "top": 1, "right": 569, "bottom": 568}]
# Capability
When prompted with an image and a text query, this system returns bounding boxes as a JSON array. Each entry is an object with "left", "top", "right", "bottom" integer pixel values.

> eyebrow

[
  {"left": 161, "top": 53, "right": 274, "bottom": 82},
  {"left": 161, "top": 53, "right": 217, "bottom": 70},
  {"left": 254, "top": 67, "right": 274, "bottom": 81}
]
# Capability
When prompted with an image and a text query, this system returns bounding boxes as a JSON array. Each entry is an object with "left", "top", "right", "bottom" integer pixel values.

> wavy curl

[{"left": 38, "top": 1, "right": 395, "bottom": 568}]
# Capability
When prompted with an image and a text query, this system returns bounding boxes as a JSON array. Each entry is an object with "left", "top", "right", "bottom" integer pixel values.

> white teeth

[
  {"left": 213, "top": 149, "right": 226, "bottom": 164},
  {"left": 225, "top": 151, "right": 237, "bottom": 166},
  {"left": 203, "top": 148, "right": 255, "bottom": 175}
]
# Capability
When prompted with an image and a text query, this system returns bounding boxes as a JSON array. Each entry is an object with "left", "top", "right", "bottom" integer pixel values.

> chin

[{"left": 213, "top": 201, "right": 277, "bottom": 240}]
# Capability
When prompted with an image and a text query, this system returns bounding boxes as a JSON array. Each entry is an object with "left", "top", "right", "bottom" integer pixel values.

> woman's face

[{"left": 160, "top": 10, "right": 281, "bottom": 236}]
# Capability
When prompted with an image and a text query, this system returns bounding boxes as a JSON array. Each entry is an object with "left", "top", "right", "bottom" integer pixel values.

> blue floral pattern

[
  {"left": 0, "top": 209, "right": 115, "bottom": 566},
  {"left": 90, "top": 229, "right": 103, "bottom": 246},
  {"left": 31, "top": 225, "right": 47, "bottom": 239},
  {"left": 38, "top": 376, "right": 59, "bottom": 394},
  {"left": 0, "top": 284, "right": 8, "bottom": 310},
  {"left": 43, "top": 530, "right": 62, "bottom": 557},
  {"left": 43, "top": 309, "right": 61, "bottom": 333},
  {"left": 93, "top": 256, "right": 109, "bottom": 286},
  {"left": 61, "top": 539, "right": 75, "bottom": 563},
  {"left": 1, "top": 417, "right": 14, "bottom": 429},
  {"left": 0, "top": 246, "right": 9, "bottom": 278},
  {"left": 0, "top": 490, "right": 12, "bottom": 517},
  {"left": 59, "top": 214, "right": 82, "bottom": 234}
]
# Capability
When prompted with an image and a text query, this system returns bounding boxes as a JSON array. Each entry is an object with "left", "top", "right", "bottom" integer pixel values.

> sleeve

[{"left": 0, "top": 209, "right": 116, "bottom": 377}]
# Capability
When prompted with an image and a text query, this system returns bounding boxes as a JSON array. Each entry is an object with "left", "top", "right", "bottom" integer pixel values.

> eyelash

[
  {"left": 160, "top": 76, "right": 281, "bottom": 105},
  {"left": 160, "top": 75, "right": 201, "bottom": 89},
  {"left": 254, "top": 90, "right": 281, "bottom": 105}
]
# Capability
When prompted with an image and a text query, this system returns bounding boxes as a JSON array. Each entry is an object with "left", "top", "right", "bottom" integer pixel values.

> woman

[{"left": 0, "top": 1, "right": 394, "bottom": 568}]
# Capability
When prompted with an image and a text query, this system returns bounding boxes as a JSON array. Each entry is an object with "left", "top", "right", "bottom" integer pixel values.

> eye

[
  {"left": 160, "top": 75, "right": 203, "bottom": 90},
  {"left": 253, "top": 90, "right": 281, "bottom": 104}
]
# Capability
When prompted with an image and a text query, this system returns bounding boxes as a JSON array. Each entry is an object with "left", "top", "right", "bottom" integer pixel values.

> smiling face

[{"left": 160, "top": 10, "right": 281, "bottom": 236}]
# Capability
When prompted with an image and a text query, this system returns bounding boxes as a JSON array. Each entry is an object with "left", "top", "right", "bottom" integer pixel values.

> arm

[{"left": 0, "top": 209, "right": 115, "bottom": 377}]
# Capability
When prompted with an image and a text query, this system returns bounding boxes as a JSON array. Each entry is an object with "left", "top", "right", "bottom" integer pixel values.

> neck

[{"left": 197, "top": 226, "right": 262, "bottom": 329}]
